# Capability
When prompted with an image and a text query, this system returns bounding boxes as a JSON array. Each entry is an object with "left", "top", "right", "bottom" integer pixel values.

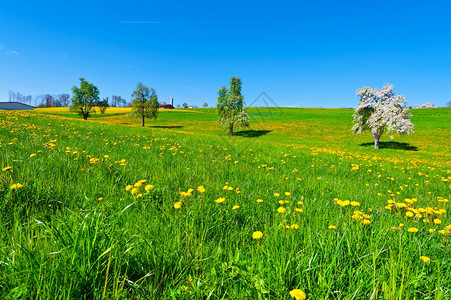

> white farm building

[{"left": 0, "top": 102, "right": 35, "bottom": 110}]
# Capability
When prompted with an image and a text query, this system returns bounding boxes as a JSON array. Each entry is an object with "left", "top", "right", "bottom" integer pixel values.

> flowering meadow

[{"left": 0, "top": 107, "right": 450, "bottom": 299}]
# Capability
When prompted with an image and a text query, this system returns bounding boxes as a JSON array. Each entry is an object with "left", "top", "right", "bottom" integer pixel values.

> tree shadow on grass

[
  {"left": 150, "top": 125, "right": 184, "bottom": 129},
  {"left": 234, "top": 130, "right": 271, "bottom": 138},
  {"left": 359, "top": 141, "right": 418, "bottom": 151}
]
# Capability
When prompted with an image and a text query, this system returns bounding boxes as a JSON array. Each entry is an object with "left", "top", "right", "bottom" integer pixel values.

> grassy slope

[
  {"left": 37, "top": 106, "right": 451, "bottom": 166},
  {"left": 0, "top": 107, "right": 449, "bottom": 299}
]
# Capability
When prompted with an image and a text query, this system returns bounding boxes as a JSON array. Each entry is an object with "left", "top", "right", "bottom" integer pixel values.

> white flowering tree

[{"left": 353, "top": 84, "right": 413, "bottom": 149}]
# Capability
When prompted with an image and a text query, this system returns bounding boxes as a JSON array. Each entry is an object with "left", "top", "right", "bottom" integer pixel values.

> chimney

[{"left": 170, "top": 97, "right": 173, "bottom": 106}]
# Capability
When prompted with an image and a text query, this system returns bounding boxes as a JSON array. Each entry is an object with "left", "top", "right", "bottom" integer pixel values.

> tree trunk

[
  {"left": 229, "top": 124, "right": 233, "bottom": 136},
  {"left": 142, "top": 115, "right": 145, "bottom": 127},
  {"left": 374, "top": 135, "right": 380, "bottom": 149},
  {"left": 372, "top": 128, "right": 383, "bottom": 149},
  {"left": 83, "top": 114, "right": 88, "bottom": 120}
]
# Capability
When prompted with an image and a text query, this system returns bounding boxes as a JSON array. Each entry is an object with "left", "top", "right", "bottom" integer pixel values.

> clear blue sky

[{"left": 1, "top": 0, "right": 451, "bottom": 108}]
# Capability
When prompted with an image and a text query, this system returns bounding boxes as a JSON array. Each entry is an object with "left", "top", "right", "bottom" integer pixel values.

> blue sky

[{"left": 1, "top": 0, "right": 451, "bottom": 108}]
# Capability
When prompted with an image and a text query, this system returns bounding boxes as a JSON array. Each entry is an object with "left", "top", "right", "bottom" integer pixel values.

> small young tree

[
  {"left": 202, "top": 102, "right": 208, "bottom": 108},
  {"left": 130, "top": 82, "right": 159, "bottom": 127},
  {"left": 353, "top": 83, "right": 413, "bottom": 149},
  {"left": 97, "top": 97, "right": 109, "bottom": 114},
  {"left": 70, "top": 78, "right": 100, "bottom": 120},
  {"left": 217, "top": 76, "right": 250, "bottom": 136}
]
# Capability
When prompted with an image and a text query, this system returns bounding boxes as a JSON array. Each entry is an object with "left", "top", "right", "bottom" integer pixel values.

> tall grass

[{"left": 0, "top": 108, "right": 449, "bottom": 299}]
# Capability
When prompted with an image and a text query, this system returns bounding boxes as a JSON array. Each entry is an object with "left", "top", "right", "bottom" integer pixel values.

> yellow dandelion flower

[
  {"left": 138, "top": 180, "right": 147, "bottom": 184},
  {"left": 350, "top": 201, "right": 360, "bottom": 207},
  {"left": 362, "top": 219, "right": 371, "bottom": 225},
  {"left": 407, "top": 227, "right": 419, "bottom": 233},
  {"left": 136, "top": 193, "right": 143, "bottom": 198},
  {"left": 131, "top": 188, "right": 138, "bottom": 195},
  {"left": 30, "top": 153, "right": 36, "bottom": 158},
  {"left": 289, "top": 289, "right": 306, "bottom": 300},
  {"left": 197, "top": 185, "right": 206, "bottom": 193},
  {"left": 98, "top": 197, "right": 103, "bottom": 201},
  {"left": 227, "top": 186, "right": 233, "bottom": 191},
  {"left": 174, "top": 201, "right": 182, "bottom": 209},
  {"left": 256, "top": 199, "right": 263, "bottom": 203},
  {"left": 278, "top": 200, "right": 285, "bottom": 205},
  {"left": 215, "top": 198, "right": 225, "bottom": 204},
  {"left": 232, "top": 205, "right": 240, "bottom": 210},
  {"left": 2, "top": 166, "right": 13, "bottom": 171},
  {"left": 145, "top": 184, "right": 154, "bottom": 191},
  {"left": 277, "top": 207, "right": 286, "bottom": 214},
  {"left": 338, "top": 200, "right": 350, "bottom": 207},
  {"left": 419, "top": 256, "right": 430, "bottom": 263},
  {"left": 134, "top": 182, "right": 142, "bottom": 188},
  {"left": 274, "top": 193, "right": 280, "bottom": 197},
  {"left": 429, "top": 229, "right": 435, "bottom": 234},
  {"left": 433, "top": 219, "right": 442, "bottom": 225},
  {"left": 252, "top": 231, "right": 263, "bottom": 239},
  {"left": 406, "top": 211, "right": 414, "bottom": 218},
  {"left": 295, "top": 208, "right": 303, "bottom": 213},
  {"left": 11, "top": 183, "right": 23, "bottom": 190},
  {"left": 290, "top": 224, "right": 299, "bottom": 229},
  {"left": 285, "top": 192, "right": 291, "bottom": 196},
  {"left": 399, "top": 223, "right": 404, "bottom": 228},
  {"left": 328, "top": 225, "right": 337, "bottom": 230}
]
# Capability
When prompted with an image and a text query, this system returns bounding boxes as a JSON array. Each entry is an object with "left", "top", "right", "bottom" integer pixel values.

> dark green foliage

[
  {"left": 130, "top": 82, "right": 159, "bottom": 126},
  {"left": 70, "top": 77, "right": 100, "bottom": 120}
]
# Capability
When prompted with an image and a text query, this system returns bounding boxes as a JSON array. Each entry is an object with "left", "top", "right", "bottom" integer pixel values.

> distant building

[
  {"left": 159, "top": 103, "right": 174, "bottom": 109},
  {"left": 413, "top": 102, "right": 435, "bottom": 109},
  {"left": 0, "top": 102, "right": 35, "bottom": 110}
]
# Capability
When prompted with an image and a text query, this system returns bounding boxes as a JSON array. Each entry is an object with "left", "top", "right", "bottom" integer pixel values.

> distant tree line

[
  {"left": 7, "top": 90, "right": 129, "bottom": 108},
  {"left": 111, "top": 95, "right": 127, "bottom": 107},
  {"left": 8, "top": 91, "right": 71, "bottom": 107}
]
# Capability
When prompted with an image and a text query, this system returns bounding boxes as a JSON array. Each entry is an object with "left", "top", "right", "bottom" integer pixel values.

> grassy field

[{"left": 1, "top": 107, "right": 450, "bottom": 299}]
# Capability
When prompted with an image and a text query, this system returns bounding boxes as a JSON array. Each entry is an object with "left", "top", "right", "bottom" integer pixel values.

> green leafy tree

[
  {"left": 216, "top": 76, "right": 250, "bottom": 136},
  {"left": 182, "top": 102, "right": 188, "bottom": 109},
  {"left": 130, "top": 82, "right": 159, "bottom": 127},
  {"left": 202, "top": 102, "right": 208, "bottom": 108},
  {"left": 70, "top": 77, "right": 100, "bottom": 120},
  {"left": 97, "top": 97, "right": 109, "bottom": 114}
]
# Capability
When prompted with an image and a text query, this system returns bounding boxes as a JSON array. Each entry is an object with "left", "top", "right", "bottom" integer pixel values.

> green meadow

[{"left": 0, "top": 107, "right": 450, "bottom": 299}]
